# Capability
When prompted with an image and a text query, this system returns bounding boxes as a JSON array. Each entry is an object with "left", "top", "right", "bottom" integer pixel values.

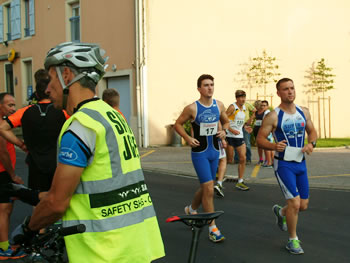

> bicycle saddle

[{"left": 166, "top": 211, "right": 224, "bottom": 228}]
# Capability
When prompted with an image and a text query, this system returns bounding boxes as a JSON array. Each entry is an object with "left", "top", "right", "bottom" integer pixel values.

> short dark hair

[
  {"left": 276, "top": 78, "right": 293, "bottom": 90},
  {"left": 197, "top": 74, "right": 214, "bottom": 88},
  {"left": 261, "top": 100, "right": 269, "bottom": 106},
  {"left": 102, "top": 89, "right": 120, "bottom": 108},
  {"left": 0, "top": 92, "right": 12, "bottom": 104},
  {"left": 34, "top": 69, "right": 49, "bottom": 83},
  {"left": 34, "top": 69, "right": 50, "bottom": 100},
  {"left": 235, "top": 90, "right": 246, "bottom": 98}
]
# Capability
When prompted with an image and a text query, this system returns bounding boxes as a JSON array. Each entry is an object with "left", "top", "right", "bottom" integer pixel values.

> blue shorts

[
  {"left": 274, "top": 159, "right": 309, "bottom": 200},
  {"left": 191, "top": 148, "right": 219, "bottom": 184}
]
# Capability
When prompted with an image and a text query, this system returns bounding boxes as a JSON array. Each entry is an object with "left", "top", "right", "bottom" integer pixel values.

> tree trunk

[{"left": 323, "top": 89, "right": 327, "bottom": 139}]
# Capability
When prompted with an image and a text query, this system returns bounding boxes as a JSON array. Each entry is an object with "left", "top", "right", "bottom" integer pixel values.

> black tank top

[{"left": 21, "top": 103, "right": 66, "bottom": 173}]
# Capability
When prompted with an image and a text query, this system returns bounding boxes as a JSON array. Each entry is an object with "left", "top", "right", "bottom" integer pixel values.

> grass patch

[{"left": 307, "top": 138, "right": 350, "bottom": 148}]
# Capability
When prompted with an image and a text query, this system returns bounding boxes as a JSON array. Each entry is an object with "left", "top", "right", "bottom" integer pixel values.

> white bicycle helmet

[{"left": 44, "top": 42, "right": 108, "bottom": 84}]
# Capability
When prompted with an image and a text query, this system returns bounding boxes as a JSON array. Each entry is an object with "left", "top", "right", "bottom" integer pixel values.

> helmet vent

[
  {"left": 74, "top": 48, "right": 91, "bottom": 53},
  {"left": 76, "top": 56, "right": 89, "bottom": 62}
]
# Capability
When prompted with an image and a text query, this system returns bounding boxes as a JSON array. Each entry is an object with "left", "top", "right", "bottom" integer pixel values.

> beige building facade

[
  {"left": 0, "top": 0, "right": 349, "bottom": 147},
  {"left": 0, "top": 0, "right": 145, "bottom": 142},
  {"left": 144, "top": 0, "right": 350, "bottom": 145}
]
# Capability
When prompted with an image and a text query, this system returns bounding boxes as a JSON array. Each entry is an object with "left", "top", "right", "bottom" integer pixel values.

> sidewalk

[
  {"left": 140, "top": 146, "right": 276, "bottom": 184},
  {"left": 140, "top": 145, "right": 350, "bottom": 190}
]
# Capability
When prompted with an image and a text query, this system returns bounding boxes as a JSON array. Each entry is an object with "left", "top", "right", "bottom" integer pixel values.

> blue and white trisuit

[
  {"left": 273, "top": 105, "right": 309, "bottom": 200},
  {"left": 191, "top": 99, "right": 220, "bottom": 183}
]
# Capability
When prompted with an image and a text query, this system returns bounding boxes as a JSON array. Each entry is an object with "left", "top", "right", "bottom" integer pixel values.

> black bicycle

[
  {"left": 166, "top": 211, "right": 224, "bottom": 263},
  {"left": 0, "top": 183, "right": 85, "bottom": 262},
  {"left": 10, "top": 222, "right": 86, "bottom": 263}
]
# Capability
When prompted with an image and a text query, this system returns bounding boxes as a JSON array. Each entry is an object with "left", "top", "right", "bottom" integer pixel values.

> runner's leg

[
  {"left": 226, "top": 145, "right": 233, "bottom": 164},
  {"left": 236, "top": 144, "right": 246, "bottom": 180},
  {"left": 0, "top": 203, "right": 13, "bottom": 245}
]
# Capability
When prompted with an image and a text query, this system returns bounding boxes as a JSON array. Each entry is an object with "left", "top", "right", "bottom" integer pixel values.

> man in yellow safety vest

[{"left": 12, "top": 42, "right": 165, "bottom": 263}]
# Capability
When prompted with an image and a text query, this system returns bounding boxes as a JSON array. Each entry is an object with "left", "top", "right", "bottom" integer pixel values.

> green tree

[
  {"left": 311, "top": 58, "right": 335, "bottom": 138},
  {"left": 304, "top": 62, "right": 318, "bottom": 96},
  {"left": 247, "top": 49, "right": 280, "bottom": 99},
  {"left": 234, "top": 58, "right": 255, "bottom": 100}
]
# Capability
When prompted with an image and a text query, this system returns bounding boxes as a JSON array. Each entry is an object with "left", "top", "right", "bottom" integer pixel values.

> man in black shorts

[
  {"left": 225, "top": 90, "right": 253, "bottom": 191},
  {"left": 0, "top": 93, "right": 26, "bottom": 259}
]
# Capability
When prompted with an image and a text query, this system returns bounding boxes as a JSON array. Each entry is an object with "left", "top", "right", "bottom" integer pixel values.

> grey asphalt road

[
  {"left": 147, "top": 171, "right": 350, "bottom": 263},
  {"left": 6, "top": 149, "right": 350, "bottom": 262}
]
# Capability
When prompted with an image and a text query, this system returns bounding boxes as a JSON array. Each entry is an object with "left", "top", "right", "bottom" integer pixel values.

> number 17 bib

[{"left": 200, "top": 122, "right": 218, "bottom": 136}]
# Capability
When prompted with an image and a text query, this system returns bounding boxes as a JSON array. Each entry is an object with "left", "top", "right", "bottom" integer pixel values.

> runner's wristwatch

[{"left": 311, "top": 141, "right": 316, "bottom": 148}]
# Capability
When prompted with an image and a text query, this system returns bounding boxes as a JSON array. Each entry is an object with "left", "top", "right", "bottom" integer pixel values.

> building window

[
  {"left": 23, "top": 60, "right": 33, "bottom": 99},
  {"left": 0, "top": 6, "right": 4, "bottom": 42},
  {"left": 10, "top": 0, "right": 21, "bottom": 40},
  {"left": 5, "top": 63, "right": 14, "bottom": 95},
  {"left": 24, "top": 0, "right": 30, "bottom": 36},
  {"left": 70, "top": 3, "right": 80, "bottom": 42},
  {"left": 5, "top": 4, "right": 11, "bottom": 41}
]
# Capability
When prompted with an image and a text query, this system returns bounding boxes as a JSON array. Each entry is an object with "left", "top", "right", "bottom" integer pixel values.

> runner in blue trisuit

[
  {"left": 175, "top": 74, "right": 229, "bottom": 243},
  {"left": 257, "top": 78, "right": 317, "bottom": 255}
]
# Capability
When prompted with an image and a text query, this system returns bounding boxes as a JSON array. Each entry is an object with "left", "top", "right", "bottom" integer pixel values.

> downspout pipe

[
  {"left": 135, "top": 0, "right": 143, "bottom": 147},
  {"left": 140, "top": 0, "right": 149, "bottom": 147}
]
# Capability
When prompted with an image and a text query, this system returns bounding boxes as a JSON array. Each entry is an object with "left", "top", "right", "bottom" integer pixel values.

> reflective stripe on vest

[{"left": 63, "top": 205, "right": 156, "bottom": 232}]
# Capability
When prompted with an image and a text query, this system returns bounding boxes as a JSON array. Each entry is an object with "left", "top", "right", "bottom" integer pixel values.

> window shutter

[
  {"left": 11, "top": 0, "right": 21, "bottom": 40},
  {"left": 0, "top": 6, "right": 3, "bottom": 43},
  {"left": 29, "top": 0, "right": 35, "bottom": 35}
]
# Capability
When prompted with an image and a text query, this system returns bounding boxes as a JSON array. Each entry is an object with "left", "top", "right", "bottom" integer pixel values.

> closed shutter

[
  {"left": 0, "top": 6, "right": 3, "bottom": 43},
  {"left": 29, "top": 0, "right": 35, "bottom": 35},
  {"left": 11, "top": 0, "right": 21, "bottom": 40}
]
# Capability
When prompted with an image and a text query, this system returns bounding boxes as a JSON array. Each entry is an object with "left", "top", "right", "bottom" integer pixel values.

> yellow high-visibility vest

[{"left": 58, "top": 99, "right": 164, "bottom": 263}]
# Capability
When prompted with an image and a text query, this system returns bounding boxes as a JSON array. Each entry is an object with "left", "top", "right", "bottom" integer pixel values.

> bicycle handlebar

[
  {"left": 18, "top": 223, "right": 86, "bottom": 255},
  {"left": 59, "top": 224, "right": 86, "bottom": 237}
]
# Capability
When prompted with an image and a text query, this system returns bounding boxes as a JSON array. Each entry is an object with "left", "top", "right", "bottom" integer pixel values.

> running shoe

[
  {"left": 0, "top": 246, "right": 27, "bottom": 260},
  {"left": 286, "top": 239, "right": 304, "bottom": 255},
  {"left": 246, "top": 160, "right": 251, "bottom": 165},
  {"left": 257, "top": 160, "right": 264, "bottom": 165},
  {"left": 235, "top": 182, "right": 250, "bottom": 191},
  {"left": 184, "top": 205, "right": 197, "bottom": 215},
  {"left": 262, "top": 164, "right": 273, "bottom": 168},
  {"left": 272, "top": 204, "right": 287, "bottom": 231},
  {"left": 214, "top": 184, "right": 224, "bottom": 197},
  {"left": 209, "top": 229, "right": 225, "bottom": 243}
]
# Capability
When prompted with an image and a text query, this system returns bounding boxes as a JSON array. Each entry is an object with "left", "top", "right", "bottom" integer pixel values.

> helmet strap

[{"left": 55, "top": 66, "right": 88, "bottom": 109}]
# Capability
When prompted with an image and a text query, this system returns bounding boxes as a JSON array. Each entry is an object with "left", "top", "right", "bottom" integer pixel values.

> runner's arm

[
  {"left": 256, "top": 111, "right": 286, "bottom": 152},
  {"left": 218, "top": 101, "right": 229, "bottom": 130},
  {"left": 0, "top": 120, "right": 26, "bottom": 151},
  {"left": 245, "top": 105, "right": 257, "bottom": 126},
  {"left": 301, "top": 107, "right": 317, "bottom": 154},
  {"left": 174, "top": 104, "right": 199, "bottom": 147},
  {"left": 28, "top": 163, "right": 83, "bottom": 231},
  {"left": 225, "top": 104, "right": 240, "bottom": 135},
  {"left": 216, "top": 101, "right": 229, "bottom": 139},
  {"left": 0, "top": 136, "right": 23, "bottom": 184}
]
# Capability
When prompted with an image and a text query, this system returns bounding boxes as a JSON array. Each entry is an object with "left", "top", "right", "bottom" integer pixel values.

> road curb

[{"left": 143, "top": 168, "right": 350, "bottom": 191}]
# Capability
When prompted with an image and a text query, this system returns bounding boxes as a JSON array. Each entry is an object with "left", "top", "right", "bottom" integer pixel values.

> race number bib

[
  {"left": 284, "top": 146, "right": 304, "bottom": 162},
  {"left": 200, "top": 122, "right": 218, "bottom": 136},
  {"left": 255, "top": 120, "right": 262, "bottom": 126}
]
